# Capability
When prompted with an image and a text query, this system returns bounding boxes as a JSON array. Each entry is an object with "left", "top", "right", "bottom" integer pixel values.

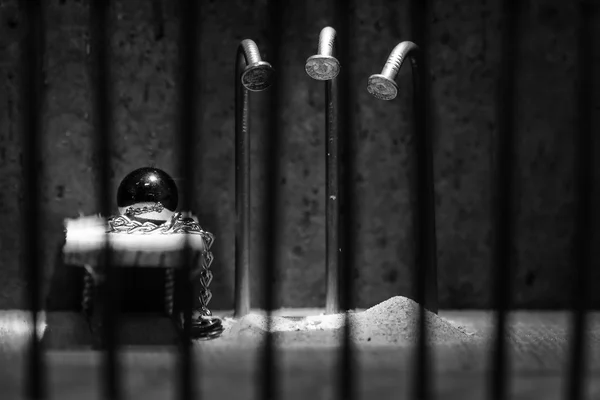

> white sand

[{"left": 217, "top": 296, "right": 472, "bottom": 346}]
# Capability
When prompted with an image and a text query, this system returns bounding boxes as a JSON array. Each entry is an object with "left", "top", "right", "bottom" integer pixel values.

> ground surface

[{"left": 2, "top": 309, "right": 600, "bottom": 400}]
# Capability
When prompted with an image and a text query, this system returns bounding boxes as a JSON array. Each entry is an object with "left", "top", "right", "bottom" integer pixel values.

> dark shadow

[
  {"left": 45, "top": 243, "right": 85, "bottom": 311},
  {"left": 46, "top": 242, "right": 169, "bottom": 314}
]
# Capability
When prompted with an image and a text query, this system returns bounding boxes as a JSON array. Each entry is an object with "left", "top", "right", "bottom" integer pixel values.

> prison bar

[
  {"left": 89, "top": 0, "right": 122, "bottom": 399},
  {"left": 409, "top": 0, "right": 433, "bottom": 398},
  {"left": 565, "top": 2, "right": 594, "bottom": 400},
  {"left": 490, "top": 0, "right": 519, "bottom": 399},
  {"left": 176, "top": 0, "right": 199, "bottom": 398},
  {"left": 21, "top": 0, "right": 46, "bottom": 398},
  {"left": 334, "top": 0, "right": 356, "bottom": 399},
  {"left": 408, "top": 4, "right": 440, "bottom": 319},
  {"left": 258, "top": 0, "right": 285, "bottom": 398}
]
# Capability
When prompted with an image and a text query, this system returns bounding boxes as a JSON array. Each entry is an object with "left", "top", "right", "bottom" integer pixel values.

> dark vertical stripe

[
  {"left": 177, "top": 0, "right": 199, "bottom": 399},
  {"left": 409, "top": 0, "right": 434, "bottom": 398},
  {"left": 335, "top": 1, "right": 355, "bottom": 400},
  {"left": 490, "top": 1, "right": 518, "bottom": 400},
  {"left": 260, "top": 2, "right": 283, "bottom": 400},
  {"left": 410, "top": 0, "right": 438, "bottom": 317},
  {"left": 21, "top": 0, "right": 45, "bottom": 398},
  {"left": 89, "top": 0, "right": 120, "bottom": 399},
  {"left": 566, "top": 2, "right": 594, "bottom": 400}
]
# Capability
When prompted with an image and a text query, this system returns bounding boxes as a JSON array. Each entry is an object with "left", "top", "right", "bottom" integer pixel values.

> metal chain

[
  {"left": 124, "top": 201, "right": 165, "bottom": 217},
  {"left": 164, "top": 267, "right": 175, "bottom": 316},
  {"left": 106, "top": 212, "right": 223, "bottom": 339},
  {"left": 81, "top": 270, "right": 94, "bottom": 317}
]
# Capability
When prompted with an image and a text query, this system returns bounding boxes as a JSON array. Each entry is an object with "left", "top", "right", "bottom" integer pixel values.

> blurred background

[{"left": 0, "top": 0, "right": 598, "bottom": 311}]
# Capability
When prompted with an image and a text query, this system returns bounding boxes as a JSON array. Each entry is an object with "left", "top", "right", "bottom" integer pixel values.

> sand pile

[{"left": 220, "top": 296, "right": 472, "bottom": 346}]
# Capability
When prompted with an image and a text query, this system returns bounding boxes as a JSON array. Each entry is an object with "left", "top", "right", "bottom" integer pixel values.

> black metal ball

[{"left": 116, "top": 167, "right": 178, "bottom": 214}]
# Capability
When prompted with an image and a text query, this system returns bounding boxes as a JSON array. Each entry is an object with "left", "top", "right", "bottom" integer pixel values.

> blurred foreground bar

[
  {"left": 176, "top": 0, "right": 200, "bottom": 399},
  {"left": 89, "top": 0, "right": 120, "bottom": 398},
  {"left": 409, "top": 0, "right": 434, "bottom": 398},
  {"left": 335, "top": 0, "right": 356, "bottom": 400},
  {"left": 565, "top": 2, "right": 594, "bottom": 400},
  {"left": 21, "top": 0, "right": 46, "bottom": 398},
  {"left": 258, "top": 1, "right": 284, "bottom": 399},
  {"left": 490, "top": 1, "right": 518, "bottom": 400}
]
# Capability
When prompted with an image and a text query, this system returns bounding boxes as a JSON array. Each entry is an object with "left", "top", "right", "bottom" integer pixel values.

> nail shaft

[
  {"left": 317, "top": 27, "right": 337, "bottom": 57},
  {"left": 234, "top": 45, "right": 251, "bottom": 318},
  {"left": 381, "top": 41, "right": 418, "bottom": 80},
  {"left": 325, "top": 78, "right": 340, "bottom": 314},
  {"left": 241, "top": 39, "right": 263, "bottom": 66},
  {"left": 367, "top": 41, "right": 438, "bottom": 314}
]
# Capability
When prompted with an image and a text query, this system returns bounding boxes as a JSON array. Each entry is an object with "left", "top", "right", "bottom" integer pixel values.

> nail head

[
  {"left": 305, "top": 55, "right": 340, "bottom": 81},
  {"left": 241, "top": 61, "right": 274, "bottom": 92},
  {"left": 367, "top": 74, "right": 398, "bottom": 101}
]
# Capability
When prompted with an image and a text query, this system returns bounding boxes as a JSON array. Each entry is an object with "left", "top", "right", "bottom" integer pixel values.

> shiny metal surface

[
  {"left": 105, "top": 212, "right": 217, "bottom": 315},
  {"left": 367, "top": 40, "right": 438, "bottom": 316},
  {"left": 239, "top": 39, "right": 274, "bottom": 91},
  {"left": 366, "top": 74, "right": 397, "bottom": 101},
  {"left": 234, "top": 39, "right": 273, "bottom": 318},
  {"left": 113, "top": 165, "right": 222, "bottom": 340},
  {"left": 306, "top": 26, "right": 341, "bottom": 315},
  {"left": 305, "top": 26, "right": 341, "bottom": 81},
  {"left": 242, "top": 61, "right": 274, "bottom": 91},
  {"left": 116, "top": 167, "right": 179, "bottom": 214},
  {"left": 324, "top": 78, "right": 340, "bottom": 315},
  {"left": 366, "top": 41, "right": 418, "bottom": 101}
]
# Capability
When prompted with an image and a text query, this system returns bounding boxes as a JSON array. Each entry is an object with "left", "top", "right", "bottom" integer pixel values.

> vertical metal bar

[
  {"left": 335, "top": 1, "right": 355, "bottom": 400},
  {"left": 409, "top": 0, "right": 439, "bottom": 318},
  {"left": 259, "top": 1, "right": 284, "bottom": 400},
  {"left": 409, "top": 0, "right": 434, "bottom": 398},
  {"left": 234, "top": 49, "right": 251, "bottom": 318},
  {"left": 490, "top": 0, "right": 518, "bottom": 399},
  {"left": 177, "top": 0, "right": 199, "bottom": 399},
  {"left": 565, "top": 2, "right": 593, "bottom": 400},
  {"left": 89, "top": 0, "right": 120, "bottom": 399},
  {"left": 21, "top": 0, "right": 46, "bottom": 398},
  {"left": 325, "top": 78, "right": 340, "bottom": 315}
]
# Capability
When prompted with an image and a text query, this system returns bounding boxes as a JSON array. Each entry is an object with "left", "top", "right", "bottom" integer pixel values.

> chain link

[
  {"left": 124, "top": 202, "right": 165, "bottom": 217},
  {"left": 91, "top": 212, "right": 222, "bottom": 339}
]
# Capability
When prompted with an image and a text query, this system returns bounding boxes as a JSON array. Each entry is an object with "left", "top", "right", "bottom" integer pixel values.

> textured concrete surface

[
  {"left": 2, "top": 311, "right": 600, "bottom": 399},
  {"left": 0, "top": 0, "right": 599, "bottom": 310}
]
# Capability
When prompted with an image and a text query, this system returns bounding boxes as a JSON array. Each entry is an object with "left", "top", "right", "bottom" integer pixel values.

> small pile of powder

[
  {"left": 221, "top": 296, "right": 471, "bottom": 346},
  {"left": 349, "top": 296, "right": 470, "bottom": 344}
]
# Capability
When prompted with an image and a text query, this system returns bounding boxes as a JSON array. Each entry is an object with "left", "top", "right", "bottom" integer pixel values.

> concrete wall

[{"left": 0, "top": 0, "right": 598, "bottom": 310}]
